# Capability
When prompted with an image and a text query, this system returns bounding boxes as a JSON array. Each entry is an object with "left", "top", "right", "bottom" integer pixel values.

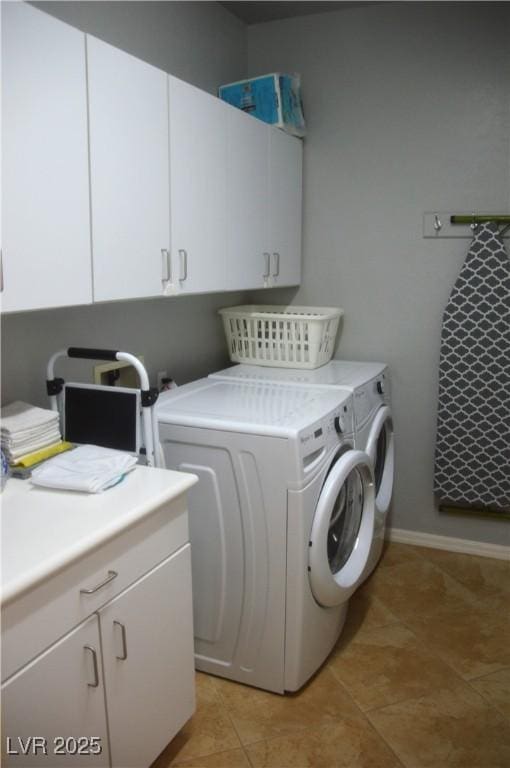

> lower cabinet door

[
  {"left": 1, "top": 615, "right": 109, "bottom": 767},
  {"left": 99, "top": 545, "right": 195, "bottom": 768}
]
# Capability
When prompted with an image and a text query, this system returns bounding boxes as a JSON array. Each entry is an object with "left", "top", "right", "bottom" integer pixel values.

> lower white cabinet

[
  {"left": 2, "top": 517, "right": 195, "bottom": 768},
  {"left": 100, "top": 547, "right": 194, "bottom": 768},
  {"left": 2, "top": 616, "right": 109, "bottom": 767}
]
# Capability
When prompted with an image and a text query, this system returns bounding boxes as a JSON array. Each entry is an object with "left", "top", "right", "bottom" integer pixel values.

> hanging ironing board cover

[{"left": 434, "top": 221, "right": 510, "bottom": 512}]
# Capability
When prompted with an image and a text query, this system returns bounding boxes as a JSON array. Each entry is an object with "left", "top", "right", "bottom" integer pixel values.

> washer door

[
  {"left": 308, "top": 449, "right": 375, "bottom": 608},
  {"left": 365, "top": 406, "right": 394, "bottom": 515}
]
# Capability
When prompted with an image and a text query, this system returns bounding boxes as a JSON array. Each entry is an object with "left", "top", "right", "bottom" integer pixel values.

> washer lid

[
  {"left": 210, "top": 361, "right": 387, "bottom": 390},
  {"left": 156, "top": 378, "right": 351, "bottom": 438},
  {"left": 308, "top": 449, "right": 375, "bottom": 607}
]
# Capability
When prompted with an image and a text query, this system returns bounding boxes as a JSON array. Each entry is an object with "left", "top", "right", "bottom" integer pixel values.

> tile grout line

[
  {"left": 212, "top": 679, "right": 257, "bottom": 764},
  {"left": 464, "top": 664, "right": 510, "bottom": 683},
  {"left": 326, "top": 663, "right": 408, "bottom": 767},
  {"left": 358, "top": 711, "right": 408, "bottom": 768},
  {"left": 403, "top": 544, "right": 509, "bottom": 609},
  {"left": 462, "top": 669, "right": 510, "bottom": 724},
  {"left": 231, "top": 715, "right": 409, "bottom": 768}
]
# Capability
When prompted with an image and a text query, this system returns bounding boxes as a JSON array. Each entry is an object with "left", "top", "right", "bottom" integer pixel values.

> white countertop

[{"left": 1, "top": 466, "right": 197, "bottom": 605}]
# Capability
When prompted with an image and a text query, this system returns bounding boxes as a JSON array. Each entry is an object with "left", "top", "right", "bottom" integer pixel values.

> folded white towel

[
  {"left": 1, "top": 401, "right": 60, "bottom": 434},
  {"left": 30, "top": 444, "right": 138, "bottom": 493},
  {"left": 2, "top": 423, "right": 60, "bottom": 445},
  {"left": 6, "top": 431, "right": 63, "bottom": 461}
]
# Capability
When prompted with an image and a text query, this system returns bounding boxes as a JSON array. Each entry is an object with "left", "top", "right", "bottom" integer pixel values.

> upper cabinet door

[
  {"left": 269, "top": 130, "right": 303, "bottom": 287},
  {"left": 168, "top": 77, "right": 228, "bottom": 294},
  {"left": 226, "top": 109, "right": 270, "bottom": 290},
  {"left": 1, "top": 3, "right": 92, "bottom": 313},
  {"left": 87, "top": 37, "right": 170, "bottom": 302}
]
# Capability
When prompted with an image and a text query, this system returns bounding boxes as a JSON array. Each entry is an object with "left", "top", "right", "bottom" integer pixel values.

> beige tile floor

[{"left": 152, "top": 542, "right": 510, "bottom": 768}]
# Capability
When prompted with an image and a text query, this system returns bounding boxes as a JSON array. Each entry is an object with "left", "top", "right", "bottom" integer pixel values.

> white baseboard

[{"left": 386, "top": 527, "right": 510, "bottom": 561}]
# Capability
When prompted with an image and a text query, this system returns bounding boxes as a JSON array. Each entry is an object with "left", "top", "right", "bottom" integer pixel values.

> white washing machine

[
  {"left": 156, "top": 378, "right": 375, "bottom": 693},
  {"left": 210, "top": 361, "right": 394, "bottom": 578}
]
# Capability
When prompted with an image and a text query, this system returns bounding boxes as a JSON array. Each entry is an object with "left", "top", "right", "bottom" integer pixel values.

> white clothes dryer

[
  {"left": 156, "top": 378, "right": 375, "bottom": 693},
  {"left": 210, "top": 361, "right": 394, "bottom": 578}
]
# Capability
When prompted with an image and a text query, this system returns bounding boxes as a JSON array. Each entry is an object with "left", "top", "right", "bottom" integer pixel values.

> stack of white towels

[{"left": 1, "top": 401, "right": 61, "bottom": 463}]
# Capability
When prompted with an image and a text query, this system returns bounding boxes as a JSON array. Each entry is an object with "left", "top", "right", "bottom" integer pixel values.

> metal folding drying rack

[{"left": 46, "top": 347, "right": 161, "bottom": 468}]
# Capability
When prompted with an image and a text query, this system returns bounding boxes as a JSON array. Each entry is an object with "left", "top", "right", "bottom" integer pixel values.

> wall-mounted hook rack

[{"left": 423, "top": 212, "right": 510, "bottom": 238}]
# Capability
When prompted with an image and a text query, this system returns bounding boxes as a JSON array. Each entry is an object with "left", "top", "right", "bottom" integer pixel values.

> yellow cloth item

[{"left": 13, "top": 441, "right": 73, "bottom": 467}]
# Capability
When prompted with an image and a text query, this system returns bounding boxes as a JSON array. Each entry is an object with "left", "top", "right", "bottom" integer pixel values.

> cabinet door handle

[
  {"left": 178, "top": 249, "right": 188, "bottom": 281},
  {"left": 84, "top": 645, "right": 99, "bottom": 687},
  {"left": 161, "top": 248, "right": 171, "bottom": 283},
  {"left": 0, "top": 248, "right": 4, "bottom": 292},
  {"left": 113, "top": 620, "right": 128, "bottom": 660},
  {"left": 263, "top": 252, "right": 271, "bottom": 278},
  {"left": 80, "top": 570, "right": 118, "bottom": 595},
  {"left": 272, "top": 252, "right": 280, "bottom": 277}
]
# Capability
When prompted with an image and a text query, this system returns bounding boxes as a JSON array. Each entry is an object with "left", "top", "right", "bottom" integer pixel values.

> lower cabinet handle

[
  {"left": 80, "top": 570, "right": 118, "bottom": 595},
  {"left": 114, "top": 620, "right": 128, "bottom": 661},
  {"left": 263, "top": 252, "right": 271, "bottom": 278},
  {"left": 0, "top": 248, "right": 4, "bottom": 293},
  {"left": 178, "top": 249, "right": 188, "bottom": 281},
  {"left": 161, "top": 248, "right": 170, "bottom": 283},
  {"left": 272, "top": 252, "right": 280, "bottom": 277},
  {"left": 84, "top": 645, "right": 99, "bottom": 687}
]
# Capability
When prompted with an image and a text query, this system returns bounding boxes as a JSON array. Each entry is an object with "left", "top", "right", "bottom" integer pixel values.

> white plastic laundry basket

[{"left": 219, "top": 305, "right": 343, "bottom": 369}]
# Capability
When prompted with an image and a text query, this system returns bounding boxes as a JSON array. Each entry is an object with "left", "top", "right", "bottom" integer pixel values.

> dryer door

[
  {"left": 308, "top": 450, "right": 375, "bottom": 608},
  {"left": 366, "top": 405, "right": 394, "bottom": 515}
]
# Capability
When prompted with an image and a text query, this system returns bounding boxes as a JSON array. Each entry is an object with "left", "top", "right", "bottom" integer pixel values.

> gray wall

[
  {"left": 1, "top": 294, "right": 238, "bottom": 406},
  {"left": 31, "top": 1, "right": 245, "bottom": 95},
  {"left": 248, "top": 2, "right": 510, "bottom": 544},
  {"left": 2, "top": 1, "right": 247, "bottom": 406}
]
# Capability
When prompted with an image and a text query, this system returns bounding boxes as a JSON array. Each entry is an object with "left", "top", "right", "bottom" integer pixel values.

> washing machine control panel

[
  {"left": 352, "top": 372, "right": 391, "bottom": 430},
  {"left": 299, "top": 398, "right": 354, "bottom": 469}
]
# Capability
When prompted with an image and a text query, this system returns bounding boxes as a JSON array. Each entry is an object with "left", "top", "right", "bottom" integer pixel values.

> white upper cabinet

[
  {"left": 269, "top": 129, "right": 303, "bottom": 287},
  {"left": 1, "top": 5, "right": 302, "bottom": 312},
  {"left": 225, "top": 108, "right": 303, "bottom": 291},
  {"left": 87, "top": 36, "right": 170, "bottom": 302},
  {"left": 1, "top": 3, "right": 92, "bottom": 313},
  {"left": 168, "top": 76, "right": 229, "bottom": 294},
  {"left": 226, "top": 107, "right": 271, "bottom": 290}
]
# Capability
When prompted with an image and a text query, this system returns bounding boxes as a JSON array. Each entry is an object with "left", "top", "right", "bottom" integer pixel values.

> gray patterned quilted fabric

[{"left": 434, "top": 221, "right": 510, "bottom": 512}]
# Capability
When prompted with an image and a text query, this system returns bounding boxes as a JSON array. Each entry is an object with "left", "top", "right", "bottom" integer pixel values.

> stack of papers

[
  {"left": 1, "top": 401, "right": 62, "bottom": 463},
  {"left": 31, "top": 444, "right": 138, "bottom": 493}
]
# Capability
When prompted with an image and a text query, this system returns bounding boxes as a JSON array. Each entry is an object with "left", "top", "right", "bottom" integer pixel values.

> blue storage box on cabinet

[{"left": 218, "top": 73, "right": 306, "bottom": 138}]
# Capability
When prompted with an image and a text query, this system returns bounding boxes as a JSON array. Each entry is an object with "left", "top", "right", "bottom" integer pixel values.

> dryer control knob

[
  {"left": 376, "top": 380, "right": 385, "bottom": 395},
  {"left": 334, "top": 416, "right": 344, "bottom": 434}
]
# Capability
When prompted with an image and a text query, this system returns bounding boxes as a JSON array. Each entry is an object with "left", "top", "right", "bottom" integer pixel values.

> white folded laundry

[
  {"left": 3, "top": 421, "right": 61, "bottom": 444},
  {"left": 30, "top": 444, "right": 138, "bottom": 493},
  {"left": 1, "top": 401, "right": 60, "bottom": 433},
  {"left": 6, "top": 430, "right": 63, "bottom": 461},
  {"left": 2, "top": 423, "right": 60, "bottom": 445}
]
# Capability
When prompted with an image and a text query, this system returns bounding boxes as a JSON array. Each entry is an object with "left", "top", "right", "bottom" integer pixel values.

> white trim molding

[{"left": 386, "top": 528, "right": 510, "bottom": 561}]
